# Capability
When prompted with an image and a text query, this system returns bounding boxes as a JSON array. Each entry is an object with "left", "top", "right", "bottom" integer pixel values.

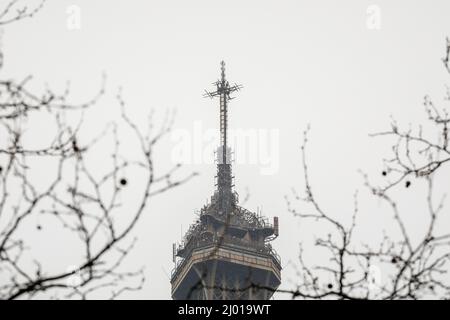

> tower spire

[
  {"left": 171, "top": 63, "right": 281, "bottom": 300},
  {"left": 221, "top": 60, "right": 226, "bottom": 83},
  {"left": 204, "top": 61, "right": 243, "bottom": 215}
]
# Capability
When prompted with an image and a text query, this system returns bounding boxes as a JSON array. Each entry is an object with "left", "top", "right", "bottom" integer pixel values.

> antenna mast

[{"left": 204, "top": 61, "right": 243, "bottom": 215}]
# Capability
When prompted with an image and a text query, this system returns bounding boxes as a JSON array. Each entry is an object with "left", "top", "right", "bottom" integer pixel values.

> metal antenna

[
  {"left": 204, "top": 61, "right": 243, "bottom": 214},
  {"left": 204, "top": 61, "right": 243, "bottom": 163}
]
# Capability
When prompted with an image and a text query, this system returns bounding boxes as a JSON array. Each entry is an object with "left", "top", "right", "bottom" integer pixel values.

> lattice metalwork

[{"left": 171, "top": 62, "right": 280, "bottom": 301}]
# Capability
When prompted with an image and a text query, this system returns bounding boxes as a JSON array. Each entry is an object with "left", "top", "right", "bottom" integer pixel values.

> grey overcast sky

[{"left": 2, "top": 0, "right": 450, "bottom": 298}]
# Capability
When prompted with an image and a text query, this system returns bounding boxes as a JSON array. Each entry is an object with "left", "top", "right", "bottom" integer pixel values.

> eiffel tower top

[
  {"left": 203, "top": 61, "right": 243, "bottom": 215},
  {"left": 170, "top": 63, "right": 281, "bottom": 300}
]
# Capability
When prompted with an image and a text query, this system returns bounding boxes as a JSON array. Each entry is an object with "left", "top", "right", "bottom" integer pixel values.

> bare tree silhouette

[
  {"left": 3, "top": 0, "right": 448, "bottom": 301},
  {"left": 0, "top": 0, "right": 45, "bottom": 26},
  {"left": 0, "top": 1, "right": 195, "bottom": 299},
  {"left": 285, "top": 39, "right": 450, "bottom": 300}
]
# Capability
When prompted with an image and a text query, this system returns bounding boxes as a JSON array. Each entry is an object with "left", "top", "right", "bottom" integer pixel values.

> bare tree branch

[
  {"left": 0, "top": 0, "right": 45, "bottom": 26},
  {"left": 0, "top": 1, "right": 196, "bottom": 299},
  {"left": 283, "top": 40, "right": 450, "bottom": 300}
]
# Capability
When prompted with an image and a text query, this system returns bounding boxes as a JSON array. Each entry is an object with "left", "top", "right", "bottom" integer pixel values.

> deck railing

[{"left": 171, "top": 233, "right": 281, "bottom": 280}]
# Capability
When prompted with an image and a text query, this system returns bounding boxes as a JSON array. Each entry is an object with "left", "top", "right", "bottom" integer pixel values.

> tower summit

[
  {"left": 203, "top": 60, "right": 242, "bottom": 217},
  {"left": 171, "top": 62, "right": 281, "bottom": 300}
]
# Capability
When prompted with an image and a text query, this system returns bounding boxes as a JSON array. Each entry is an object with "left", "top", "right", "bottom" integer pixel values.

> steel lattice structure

[{"left": 171, "top": 62, "right": 281, "bottom": 300}]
